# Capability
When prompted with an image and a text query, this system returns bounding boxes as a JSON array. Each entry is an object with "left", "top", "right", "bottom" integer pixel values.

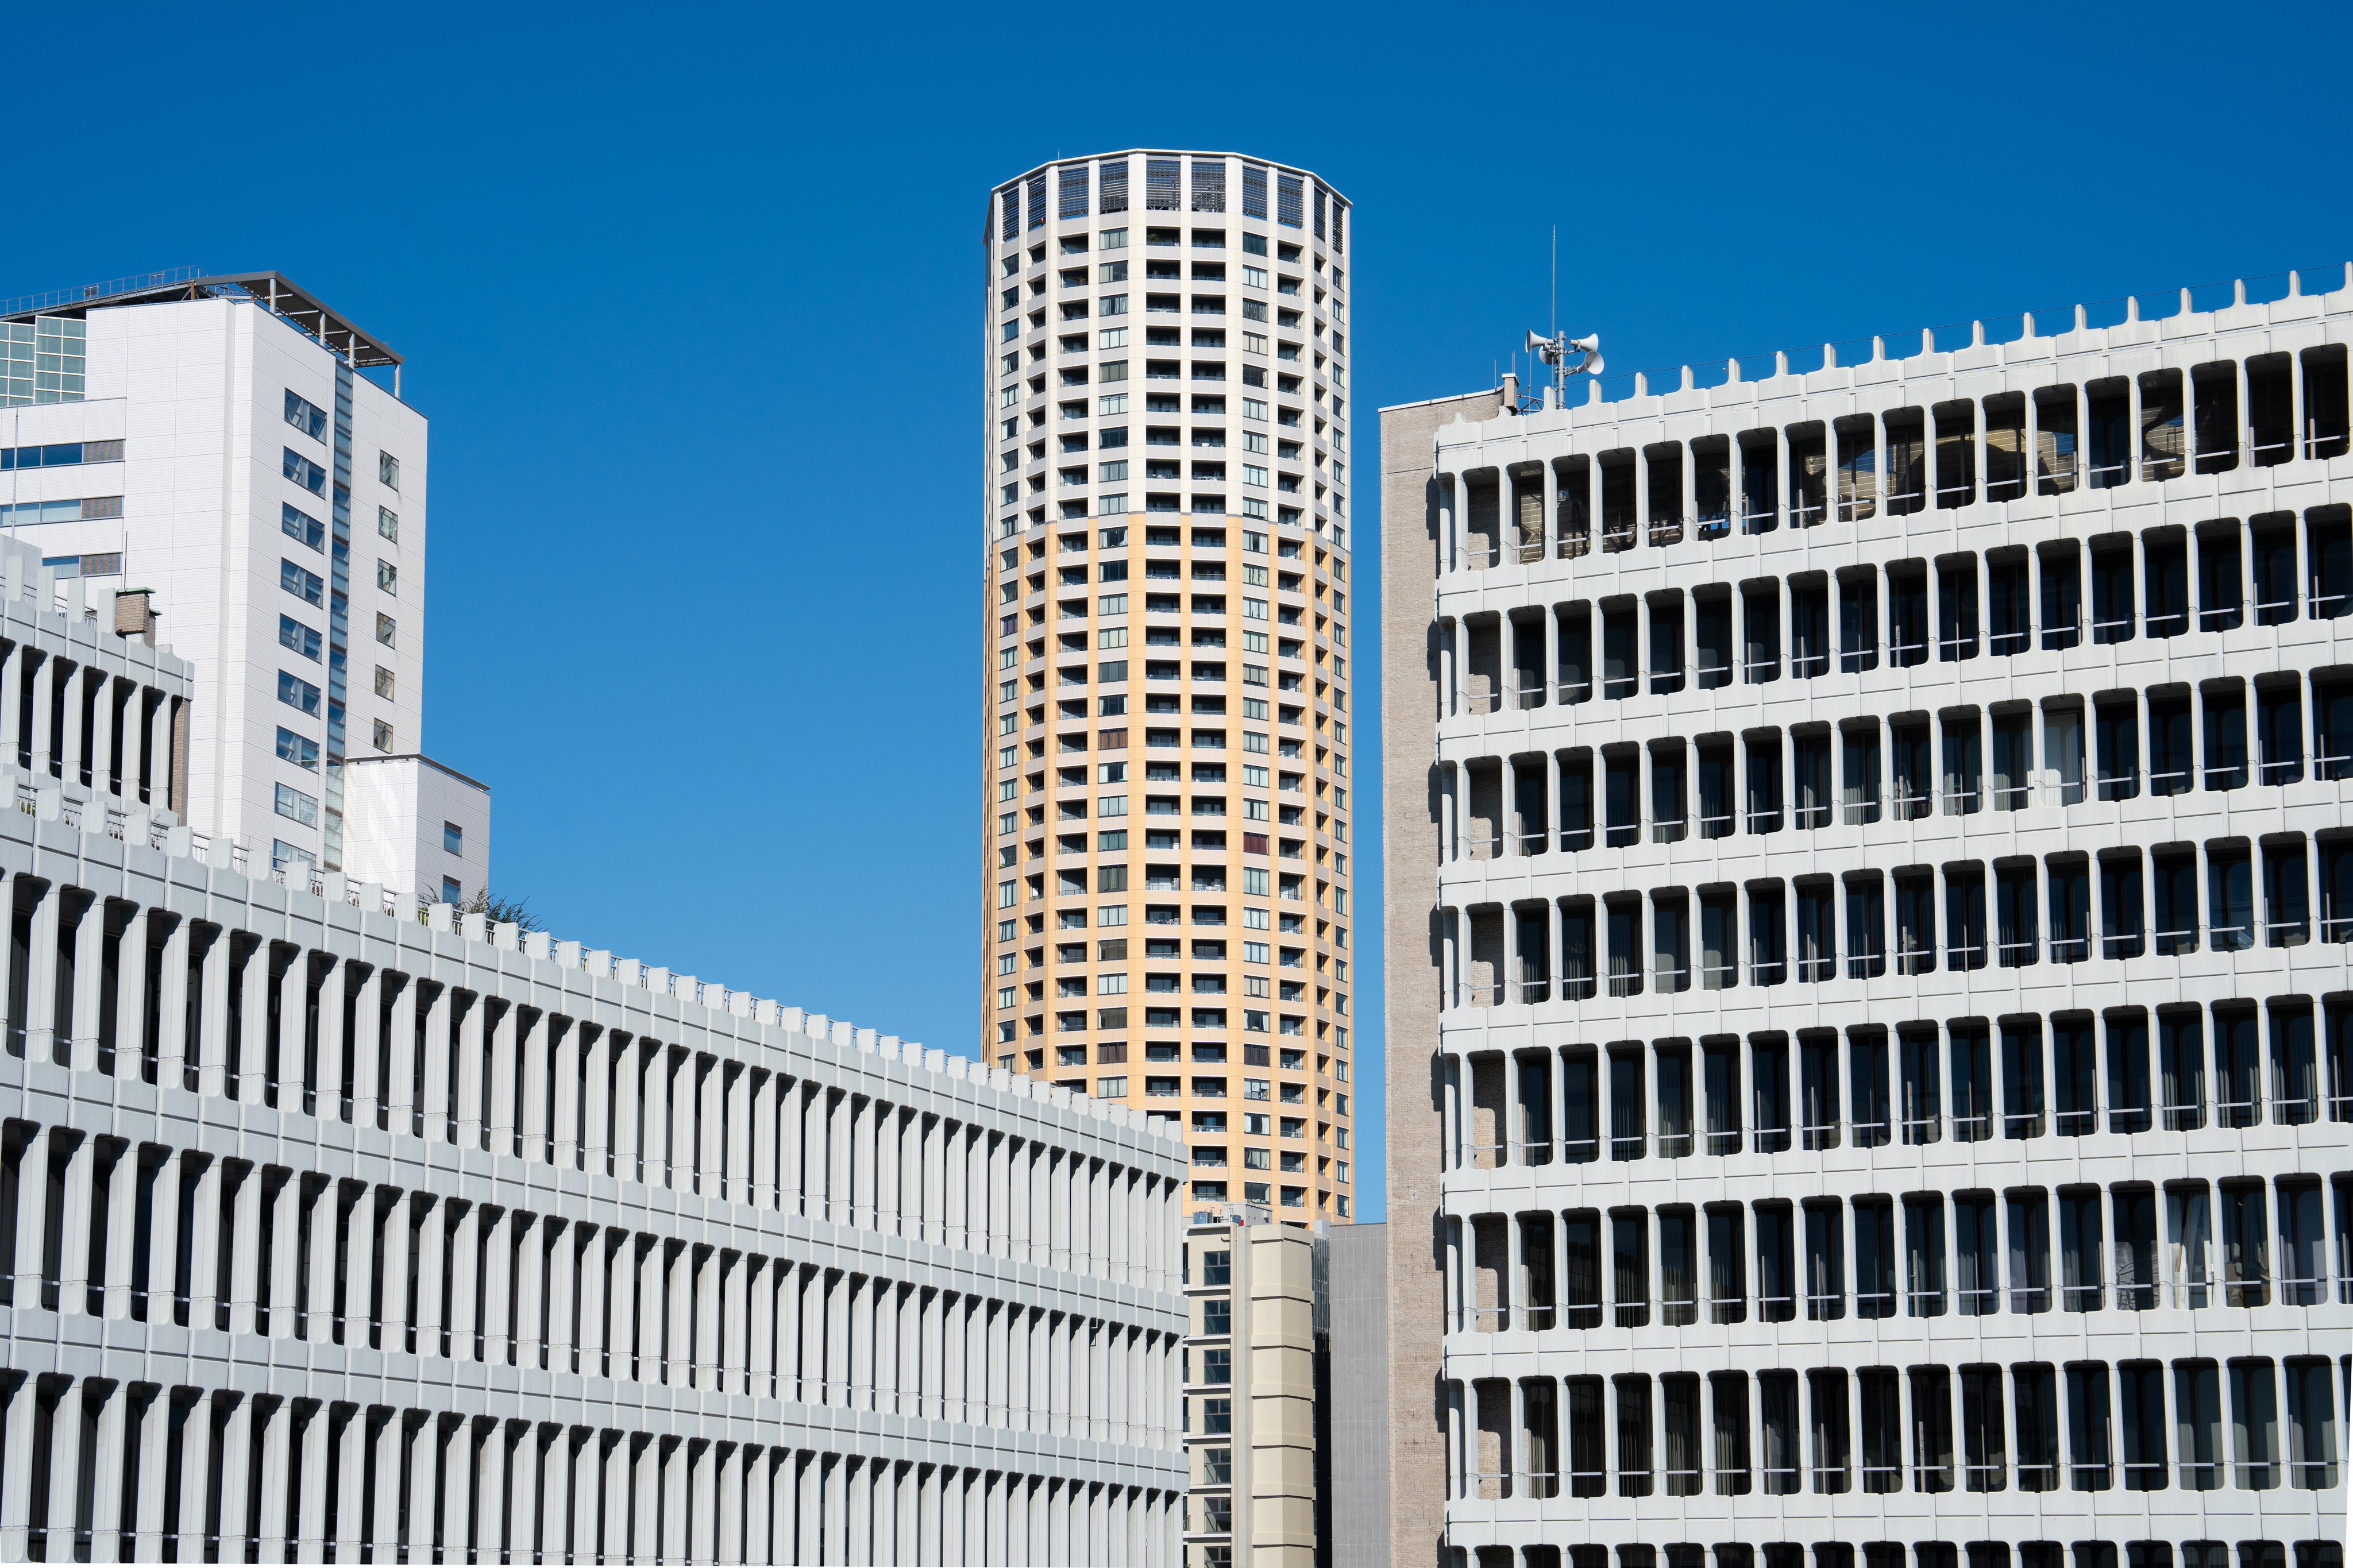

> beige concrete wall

[
  {"left": 1249, "top": 1225, "right": 1322, "bottom": 1561},
  {"left": 1378, "top": 390, "right": 1499, "bottom": 1568}
]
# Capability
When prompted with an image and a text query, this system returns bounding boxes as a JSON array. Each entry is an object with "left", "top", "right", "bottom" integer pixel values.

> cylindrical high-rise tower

[{"left": 981, "top": 150, "right": 1359, "bottom": 1228}]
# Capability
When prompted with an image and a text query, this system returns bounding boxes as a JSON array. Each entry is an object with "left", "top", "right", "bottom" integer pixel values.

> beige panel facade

[
  {"left": 1380, "top": 390, "right": 1503, "bottom": 1568},
  {"left": 1183, "top": 1214, "right": 1331, "bottom": 1568}
]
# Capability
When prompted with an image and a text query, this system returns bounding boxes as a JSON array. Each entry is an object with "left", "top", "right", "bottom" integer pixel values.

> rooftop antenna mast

[{"left": 1526, "top": 231, "right": 1603, "bottom": 408}]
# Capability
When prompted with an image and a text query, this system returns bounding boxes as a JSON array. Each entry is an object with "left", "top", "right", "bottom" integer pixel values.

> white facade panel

[{"left": 340, "top": 753, "right": 491, "bottom": 906}]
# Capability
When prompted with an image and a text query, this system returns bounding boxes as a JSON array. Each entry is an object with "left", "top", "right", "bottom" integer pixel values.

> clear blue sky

[{"left": 17, "top": 0, "right": 2348, "bottom": 1221}]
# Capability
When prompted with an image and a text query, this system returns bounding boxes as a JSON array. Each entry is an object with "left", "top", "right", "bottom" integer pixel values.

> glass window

[
  {"left": 276, "top": 670, "right": 321, "bottom": 716},
  {"left": 283, "top": 388, "right": 328, "bottom": 441},
  {"left": 277, "top": 614, "right": 321, "bottom": 662},
  {"left": 443, "top": 821, "right": 464, "bottom": 856},
  {"left": 273, "top": 782, "right": 318, "bottom": 826},
  {"left": 281, "top": 503, "right": 324, "bottom": 552},
  {"left": 275, "top": 728, "right": 319, "bottom": 771},
  {"left": 280, "top": 558, "right": 324, "bottom": 607},
  {"left": 281, "top": 447, "right": 326, "bottom": 495}
]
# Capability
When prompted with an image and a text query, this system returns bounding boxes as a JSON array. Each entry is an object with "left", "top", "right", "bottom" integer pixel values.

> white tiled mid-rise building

[
  {"left": 0, "top": 269, "right": 448, "bottom": 889},
  {"left": 0, "top": 787, "right": 1191, "bottom": 1562},
  {"left": 979, "top": 152, "right": 1362, "bottom": 1231},
  {"left": 1383, "top": 271, "right": 2352, "bottom": 1568}
]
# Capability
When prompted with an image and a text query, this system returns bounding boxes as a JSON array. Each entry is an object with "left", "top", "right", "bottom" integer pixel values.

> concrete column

[
  {"left": 214, "top": 1397, "right": 262, "bottom": 1559},
  {"left": 543, "top": 1219, "right": 574, "bottom": 1374},
  {"left": 63, "top": 666, "right": 89, "bottom": 791},
  {"left": 689, "top": 1439, "right": 720, "bottom": 1565},
  {"left": 489, "top": 1002, "right": 519, "bottom": 1158},
  {"left": 0, "top": 642, "right": 20, "bottom": 783},
  {"left": 659, "top": 1438, "right": 688, "bottom": 1563},
  {"left": 93, "top": 1144, "right": 138, "bottom": 1324},
  {"left": 150, "top": 920, "right": 185, "bottom": 1092},
  {"left": 120, "top": 685, "right": 147, "bottom": 807},
  {"left": 699, "top": 1055, "right": 726, "bottom": 1199},
  {"left": 777, "top": 1077, "right": 805, "bottom": 1216},
  {"left": 141, "top": 692, "right": 169, "bottom": 814},
  {"left": 744, "top": 1447, "right": 774, "bottom": 1567},
  {"left": 78, "top": 1379, "right": 132, "bottom": 1563},
  {"left": 411, "top": 1196, "right": 445, "bottom": 1359},
  {"left": 265, "top": 952, "right": 303, "bottom": 1111},
  {"left": 481, "top": 1207, "right": 513, "bottom": 1366},
  {"left": 59, "top": 897, "right": 105, "bottom": 1076},
  {"left": 99, "top": 677, "right": 124, "bottom": 804},
  {"left": 582, "top": 1025, "right": 612, "bottom": 1177},
  {"left": 508, "top": 1422, "right": 542, "bottom": 1568},
  {"left": 37, "top": 1378, "right": 86, "bottom": 1566},
  {"left": 331, "top": 1408, "right": 368, "bottom": 1562},
  {"left": 294, "top": 1401, "right": 331, "bottom": 1559},
  {"left": 18, "top": 879, "right": 59, "bottom": 1064},
  {"left": 663, "top": 1242, "right": 691, "bottom": 1387},
  {"left": 46, "top": 1133, "right": 93, "bottom": 1318},
  {"left": 613, "top": 1036, "right": 642, "bottom": 1184},
  {"left": 226, "top": 1158, "right": 264, "bottom": 1335},
  {"left": 186, "top": 924, "right": 227, "bottom": 1099},
  {"left": 570, "top": 1434, "right": 601, "bottom": 1568},
  {"left": 848, "top": 1457, "right": 878, "bottom": 1566},
  {"left": 184, "top": 1154, "right": 225, "bottom": 1331},
  {"left": 347, "top": 966, "right": 382, "bottom": 1130},
  {"left": 2123, "top": 359, "right": 2147, "bottom": 486},
  {"left": 437, "top": 1419, "right": 470, "bottom": 1567},
  {"left": 0, "top": 1373, "right": 38, "bottom": 1561},
  {"left": 611, "top": 1238, "right": 640, "bottom": 1383},
  {"left": 1772, "top": 423, "right": 1792, "bottom": 530},
  {"left": 26, "top": 652, "right": 54, "bottom": 779},
  {"left": 250, "top": 1397, "right": 292, "bottom": 1563},
  {"left": 668, "top": 1047, "right": 694, "bottom": 1192},
  {"left": 793, "top": 1452, "right": 820, "bottom": 1567},
  {"left": 550, "top": 1020, "right": 581, "bottom": 1169},
  {"left": 829, "top": 1090, "right": 855, "bottom": 1226},
  {"left": 749, "top": 1071, "right": 777, "bottom": 1210},
  {"left": 876, "top": 1103, "right": 904, "bottom": 1238},
  {"left": 454, "top": 994, "right": 487, "bottom": 1149},
  {"left": 603, "top": 1436, "right": 631, "bottom": 1568},
  {"left": 1632, "top": 446, "right": 1650, "bottom": 549},
  {"left": 414, "top": 983, "right": 449, "bottom": 1142},
  {"left": 821, "top": 1454, "right": 850, "bottom": 1566},
  {"left": 514, "top": 1214, "right": 546, "bottom": 1370},
  {"left": 520, "top": 1009, "right": 551, "bottom": 1164},
  {"left": 234, "top": 941, "right": 269, "bottom": 1107},
  {"left": 1539, "top": 456, "right": 1561, "bottom": 557},
  {"left": 475, "top": 1419, "right": 508, "bottom": 1566},
  {"left": 647, "top": 1241, "right": 674, "bottom": 1385}
]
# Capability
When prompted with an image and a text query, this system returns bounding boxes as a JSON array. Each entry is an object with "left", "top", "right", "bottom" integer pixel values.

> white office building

[
  {"left": 0, "top": 269, "right": 450, "bottom": 889},
  {"left": 1382, "top": 271, "right": 2352, "bottom": 1568}
]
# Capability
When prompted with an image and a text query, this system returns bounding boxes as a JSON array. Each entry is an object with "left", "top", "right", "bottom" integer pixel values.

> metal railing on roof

[{"left": 0, "top": 267, "right": 205, "bottom": 319}]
